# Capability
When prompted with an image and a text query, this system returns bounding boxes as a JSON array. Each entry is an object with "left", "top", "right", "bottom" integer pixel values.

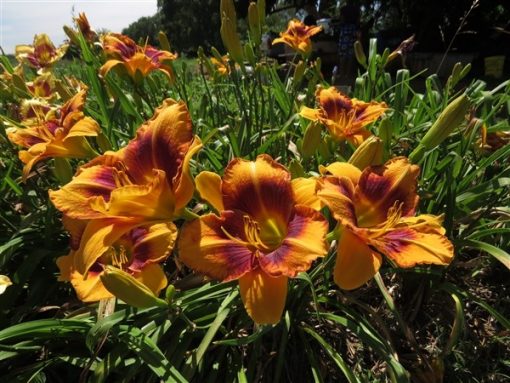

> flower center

[
  {"left": 100, "top": 243, "right": 131, "bottom": 269},
  {"left": 221, "top": 215, "right": 286, "bottom": 253}
]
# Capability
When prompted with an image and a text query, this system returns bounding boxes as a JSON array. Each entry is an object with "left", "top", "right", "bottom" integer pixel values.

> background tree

[{"left": 122, "top": 14, "right": 164, "bottom": 46}]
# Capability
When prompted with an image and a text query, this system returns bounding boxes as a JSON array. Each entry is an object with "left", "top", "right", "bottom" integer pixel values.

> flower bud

[
  {"left": 158, "top": 31, "right": 172, "bottom": 52},
  {"left": 100, "top": 266, "right": 168, "bottom": 309},
  {"left": 248, "top": 2, "right": 261, "bottom": 45},
  {"left": 293, "top": 60, "right": 306, "bottom": 84},
  {"left": 348, "top": 136, "right": 384, "bottom": 170},
  {"left": 420, "top": 93, "right": 470, "bottom": 149},
  {"left": 301, "top": 122, "right": 322, "bottom": 159},
  {"left": 354, "top": 41, "right": 367, "bottom": 68},
  {"left": 0, "top": 275, "right": 12, "bottom": 295},
  {"left": 257, "top": 0, "right": 266, "bottom": 26},
  {"left": 220, "top": 16, "right": 244, "bottom": 68}
]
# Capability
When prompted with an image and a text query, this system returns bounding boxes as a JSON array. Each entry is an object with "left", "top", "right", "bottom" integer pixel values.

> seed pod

[
  {"left": 100, "top": 266, "right": 167, "bottom": 309},
  {"left": 348, "top": 136, "right": 384, "bottom": 170}
]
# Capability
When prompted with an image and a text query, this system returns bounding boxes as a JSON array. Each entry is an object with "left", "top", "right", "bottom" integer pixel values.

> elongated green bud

[
  {"left": 421, "top": 94, "right": 470, "bottom": 149},
  {"left": 248, "top": 2, "right": 261, "bottom": 45},
  {"left": 348, "top": 136, "right": 384, "bottom": 170},
  {"left": 63, "top": 25, "right": 79, "bottom": 46},
  {"left": 165, "top": 284, "right": 176, "bottom": 303},
  {"left": 220, "top": 16, "right": 244, "bottom": 68},
  {"left": 410, "top": 94, "right": 470, "bottom": 162},
  {"left": 244, "top": 43, "right": 256, "bottom": 66},
  {"left": 301, "top": 122, "right": 322, "bottom": 159},
  {"left": 53, "top": 157, "right": 73, "bottom": 184},
  {"left": 158, "top": 31, "right": 172, "bottom": 52},
  {"left": 257, "top": 0, "right": 265, "bottom": 26},
  {"left": 100, "top": 266, "right": 167, "bottom": 308},
  {"left": 293, "top": 60, "right": 306, "bottom": 84},
  {"left": 220, "top": 0, "right": 236, "bottom": 21},
  {"left": 354, "top": 40, "right": 367, "bottom": 68}
]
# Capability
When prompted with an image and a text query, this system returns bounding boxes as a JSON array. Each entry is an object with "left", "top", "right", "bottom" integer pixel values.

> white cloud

[{"left": 0, "top": 0, "right": 157, "bottom": 54}]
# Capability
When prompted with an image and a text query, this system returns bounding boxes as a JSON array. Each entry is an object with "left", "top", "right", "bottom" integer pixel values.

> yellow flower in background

[
  {"left": 178, "top": 155, "right": 328, "bottom": 324},
  {"left": 100, "top": 33, "right": 177, "bottom": 81},
  {"left": 300, "top": 86, "right": 388, "bottom": 146},
  {"left": 26, "top": 72, "right": 57, "bottom": 99},
  {"left": 57, "top": 217, "right": 174, "bottom": 302},
  {"left": 272, "top": 19, "right": 322, "bottom": 57},
  {"left": 316, "top": 157, "right": 454, "bottom": 290},
  {"left": 49, "top": 99, "right": 202, "bottom": 279},
  {"left": 15, "top": 34, "right": 68, "bottom": 72},
  {"left": 7, "top": 89, "right": 99, "bottom": 180}
]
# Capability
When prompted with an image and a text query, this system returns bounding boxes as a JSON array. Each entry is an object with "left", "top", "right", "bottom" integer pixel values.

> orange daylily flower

[
  {"left": 272, "top": 19, "right": 322, "bottom": 57},
  {"left": 74, "top": 12, "right": 97, "bottom": 42},
  {"left": 15, "top": 34, "right": 68, "bottom": 71},
  {"left": 57, "top": 218, "right": 174, "bottom": 302},
  {"left": 316, "top": 157, "right": 454, "bottom": 290},
  {"left": 211, "top": 55, "right": 231, "bottom": 76},
  {"left": 49, "top": 99, "right": 202, "bottom": 278},
  {"left": 300, "top": 86, "right": 388, "bottom": 146},
  {"left": 100, "top": 33, "right": 177, "bottom": 81},
  {"left": 7, "top": 89, "right": 99, "bottom": 180},
  {"left": 178, "top": 155, "right": 328, "bottom": 324}
]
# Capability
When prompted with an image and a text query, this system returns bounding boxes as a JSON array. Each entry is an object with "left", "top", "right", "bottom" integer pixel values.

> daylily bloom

[
  {"left": 315, "top": 157, "right": 454, "bottom": 290},
  {"left": 211, "top": 55, "right": 231, "bottom": 76},
  {"left": 300, "top": 86, "right": 388, "bottom": 146},
  {"left": 178, "top": 155, "right": 328, "bottom": 324},
  {"left": 57, "top": 218, "right": 174, "bottom": 302},
  {"left": 100, "top": 33, "right": 177, "bottom": 81},
  {"left": 7, "top": 89, "right": 100, "bottom": 180},
  {"left": 74, "top": 12, "right": 97, "bottom": 42},
  {"left": 15, "top": 34, "right": 68, "bottom": 71},
  {"left": 26, "top": 72, "right": 57, "bottom": 99},
  {"left": 49, "top": 99, "right": 202, "bottom": 278},
  {"left": 272, "top": 19, "right": 322, "bottom": 57}
]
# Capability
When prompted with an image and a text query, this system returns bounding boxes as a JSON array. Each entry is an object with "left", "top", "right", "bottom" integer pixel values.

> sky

[{"left": 0, "top": 0, "right": 158, "bottom": 54}]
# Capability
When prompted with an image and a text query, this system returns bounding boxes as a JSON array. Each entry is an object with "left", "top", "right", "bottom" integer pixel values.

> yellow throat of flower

[{"left": 221, "top": 215, "right": 286, "bottom": 253}]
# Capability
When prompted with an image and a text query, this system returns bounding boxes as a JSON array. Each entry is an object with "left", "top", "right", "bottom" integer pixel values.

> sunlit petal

[
  {"left": 316, "top": 176, "right": 357, "bottom": 226},
  {"left": 222, "top": 154, "right": 293, "bottom": 230},
  {"left": 239, "top": 269, "right": 288, "bottom": 324},
  {"left": 195, "top": 171, "right": 224, "bottom": 212},
  {"left": 178, "top": 211, "right": 253, "bottom": 282},
  {"left": 334, "top": 229, "right": 382, "bottom": 290},
  {"left": 354, "top": 157, "right": 420, "bottom": 227},
  {"left": 291, "top": 177, "right": 322, "bottom": 210}
]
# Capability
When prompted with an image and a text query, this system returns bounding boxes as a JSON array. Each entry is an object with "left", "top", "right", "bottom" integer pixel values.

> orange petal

[
  {"left": 369, "top": 225, "right": 453, "bottom": 268},
  {"left": 62, "top": 215, "right": 88, "bottom": 250},
  {"left": 319, "top": 162, "right": 361, "bottom": 185},
  {"left": 195, "top": 170, "right": 224, "bottom": 212},
  {"left": 99, "top": 59, "right": 124, "bottom": 77},
  {"left": 75, "top": 218, "right": 140, "bottom": 275},
  {"left": 178, "top": 212, "right": 253, "bottom": 282},
  {"left": 317, "top": 86, "right": 353, "bottom": 123},
  {"left": 354, "top": 157, "right": 420, "bottom": 228},
  {"left": 116, "top": 99, "right": 194, "bottom": 188},
  {"left": 134, "top": 263, "right": 168, "bottom": 295},
  {"left": 64, "top": 117, "right": 100, "bottom": 138},
  {"left": 352, "top": 98, "right": 388, "bottom": 128},
  {"left": 49, "top": 165, "right": 118, "bottom": 220},
  {"left": 173, "top": 136, "right": 202, "bottom": 211},
  {"left": 259, "top": 205, "right": 328, "bottom": 277},
  {"left": 239, "top": 269, "right": 287, "bottom": 324},
  {"left": 128, "top": 222, "right": 177, "bottom": 272},
  {"left": 90, "top": 170, "right": 175, "bottom": 220},
  {"left": 57, "top": 252, "right": 112, "bottom": 302},
  {"left": 316, "top": 176, "right": 357, "bottom": 226},
  {"left": 299, "top": 106, "right": 321, "bottom": 122},
  {"left": 291, "top": 177, "right": 321, "bottom": 210},
  {"left": 222, "top": 154, "right": 293, "bottom": 232},
  {"left": 334, "top": 229, "right": 382, "bottom": 290}
]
